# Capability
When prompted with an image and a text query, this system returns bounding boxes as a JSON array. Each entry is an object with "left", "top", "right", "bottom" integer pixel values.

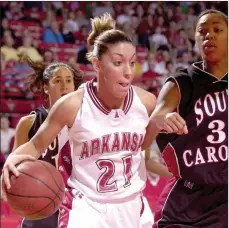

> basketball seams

[
  {"left": 37, "top": 160, "right": 65, "bottom": 193},
  {"left": 18, "top": 170, "right": 62, "bottom": 201},
  {"left": 6, "top": 192, "right": 56, "bottom": 217},
  {"left": 6, "top": 160, "right": 65, "bottom": 219}
]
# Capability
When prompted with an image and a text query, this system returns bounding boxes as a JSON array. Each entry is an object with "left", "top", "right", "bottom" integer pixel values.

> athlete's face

[
  {"left": 96, "top": 42, "right": 136, "bottom": 99},
  {"left": 44, "top": 66, "right": 75, "bottom": 106},
  {"left": 195, "top": 13, "right": 228, "bottom": 63}
]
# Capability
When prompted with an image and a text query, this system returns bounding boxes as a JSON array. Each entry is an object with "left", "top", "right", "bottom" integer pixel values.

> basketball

[{"left": 4, "top": 160, "right": 65, "bottom": 220}]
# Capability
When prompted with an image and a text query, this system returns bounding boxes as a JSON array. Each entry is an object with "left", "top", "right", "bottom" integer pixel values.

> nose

[
  {"left": 124, "top": 64, "right": 132, "bottom": 79},
  {"left": 205, "top": 31, "right": 214, "bottom": 40},
  {"left": 61, "top": 80, "right": 68, "bottom": 91}
]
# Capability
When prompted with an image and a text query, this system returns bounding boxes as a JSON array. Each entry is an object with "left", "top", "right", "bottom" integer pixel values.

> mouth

[
  {"left": 119, "top": 83, "right": 129, "bottom": 88},
  {"left": 203, "top": 42, "right": 216, "bottom": 51},
  {"left": 61, "top": 93, "right": 67, "bottom": 97}
]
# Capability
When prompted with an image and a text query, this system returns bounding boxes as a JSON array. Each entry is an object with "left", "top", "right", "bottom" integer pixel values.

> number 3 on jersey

[{"left": 96, "top": 155, "right": 133, "bottom": 193}]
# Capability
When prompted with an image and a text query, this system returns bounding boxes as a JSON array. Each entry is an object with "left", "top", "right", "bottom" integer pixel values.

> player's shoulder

[
  {"left": 56, "top": 87, "right": 85, "bottom": 110},
  {"left": 16, "top": 114, "right": 36, "bottom": 133},
  {"left": 132, "top": 85, "right": 157, "bottom": 116},
  {"left": 18, "top": 114, "right": 36, "bottom": 127},
  {"left": 170, "top": 68, "right": 191, "bottom": 80}
]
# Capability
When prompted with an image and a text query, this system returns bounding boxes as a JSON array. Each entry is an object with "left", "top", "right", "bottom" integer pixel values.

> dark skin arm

[
  {"left": 142, "top": 81, "right": 188, "bottom": 176},
  {"left": 134, "top": 86, "right": 172, "bottom": 178},
  {"left": 142, "top": 81, "right": 188, "bottom": 150}
]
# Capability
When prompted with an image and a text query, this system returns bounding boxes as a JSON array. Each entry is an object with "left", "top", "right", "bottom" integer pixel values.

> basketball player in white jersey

[{"left": 3, "top": 14, "right": 158, "bottom": 228}]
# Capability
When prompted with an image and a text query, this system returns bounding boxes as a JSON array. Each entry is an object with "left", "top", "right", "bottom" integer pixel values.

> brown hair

[
  {"left": 86, "top": 13, "right": 133, "bottom": 61},
  {"left": 195, "top": 9, "right": 228, "bottom": 31},
  {"left": 22, "top": 55, "right": 84, "bottom": 98}
]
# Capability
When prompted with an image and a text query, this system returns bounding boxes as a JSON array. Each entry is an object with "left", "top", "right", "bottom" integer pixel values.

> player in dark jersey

[
  {"left": 143, "top": 9, "right": 227, "bottom": 227},
  {"left": 7, "top": 56, "right": 83, "bottom": 228}
]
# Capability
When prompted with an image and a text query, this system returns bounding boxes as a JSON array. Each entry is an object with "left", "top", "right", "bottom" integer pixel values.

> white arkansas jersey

[{"left": 67, "top": 80, "right": 150, "bottom": 203}]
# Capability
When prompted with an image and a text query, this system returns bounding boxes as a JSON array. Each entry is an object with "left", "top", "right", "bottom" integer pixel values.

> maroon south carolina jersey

[{"left": 156, "top": 62, "right": 228, "bottom": 185}]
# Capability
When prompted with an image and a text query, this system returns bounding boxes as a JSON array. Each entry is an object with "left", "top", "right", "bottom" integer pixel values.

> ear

[
  {"left": 43, "top": 84, "right": 49, "bottom": 94},
  {"left": 91, "top": 58, "right": 101, "bottom": 73}
]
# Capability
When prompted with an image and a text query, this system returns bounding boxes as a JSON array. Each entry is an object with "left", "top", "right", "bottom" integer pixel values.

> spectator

[
  {"left": 150, "top": 27, "right": 169, "bottom": 49},
  {"left": 166, "top": 20, "right": 178, "bottom": 48},
  {"left": 1, "top": 35, "right": 19, "bottom": 61},
  {"left": 67, "top": 55, "right": 80, "bottom": 71},
  {"left": 153, "top": 50, "right": 172, "bottom": 75},
  {"left": 1, "top": 18, "right": 16, "bottom": 39},
  {"left": 165, "top": 8, "right": 176, "bottom": 24},
  {"left": 187, "top": 7, "right": 198, "bottom": 26},
  {"left": 67, "top": 11, "right": 79, "bottom": 32},
  {"left": 24, "top": 6, "right": 41, "bottom": 23},
  {"left": 154, "top": 5, "right": 165, "bottom": 18},
  {"left": 142, "top": 58, "right": 163, "bottom": 81},
  {"left": 77, "top": 44, "right": 91, "bottom": 65},
  {"left": 43, "top": 21, "right": 64, "bottom": 43},
  {"left": 155, "top": 15, "right": 167, "bottom": 34},
  {"left": 17, "top": 36, "right": 43, "bottom": 62},
  {"left": 130, "top": 13, "right": 140, "bottom": 30},
  {"left": 165, "top": 61, "right": 176, "bottom": 77},
  {"left": 75, "top": 25, "right": 89, "bottom": 45},
  {"left": 142, "top": 58, "right": 163, "bottom": 94},
  {"left": 173, "top": 28, "right": 192, "bottom": 57},
  {"left": 121, "top": 22, "right": 138, "bottom": 46},
  {"left": 42, "top": 10, "right": 56, "bottom": 28},
  {"left": 186, "top": 26, "right": 195, "bottom": 49},
  {"left": 75, "top": 10, "right": 89, "bottom": 28},
  {"left": 137, "top": 13, "right": 152, "bottom": 49},
  {"left": 43, "top": 49, "right": 56, "bottom": 64},
  {"left": 51, "top": 1, "right": 63, "bottom": 17},
  {"left": 62, "top": 21, "right": 76, "bottom": 44},
  {"left": 136, "top": 4, "right": 144, "bottom": 19},
  {"left": 93, "top": 2, "right": 114, "bottom": 17},
  {"left": 176, "top": 51, "right": 191, "bottom": 69},
  {"left": 0, "top": 114, "right": 15, "bottom": 158},
  {"left": 5, "top": 2, "right": 24, "bottom": 21},
  {"left": 116, "top": 4, "right": 132, "bottom": 25}
]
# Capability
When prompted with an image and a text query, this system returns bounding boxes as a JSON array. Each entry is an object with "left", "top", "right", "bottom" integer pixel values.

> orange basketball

[{"left": 5, "top": 160, "right": 65, "bottom": 220}]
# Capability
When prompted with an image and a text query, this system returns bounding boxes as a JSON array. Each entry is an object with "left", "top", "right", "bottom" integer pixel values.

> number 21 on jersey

[{"left": 96, "top": 155, "right": 133, "bottom": 193}]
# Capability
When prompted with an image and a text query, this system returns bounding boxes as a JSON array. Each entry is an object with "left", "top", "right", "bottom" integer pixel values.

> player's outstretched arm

[
  {"left": 142, "top": 81, "right": 188, "bottom": 150},
  {"left": 2, "top": 91, "right": 81, "bottom": 189}
]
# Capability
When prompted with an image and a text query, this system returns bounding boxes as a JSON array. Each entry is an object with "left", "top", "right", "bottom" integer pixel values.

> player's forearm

[
  {"left": 142, "top": 120, "right": 161, "bottom": 150},
  {"left": 146, "top": 159, "right": 172, "bottom": 178},
  {"left": 13, "top": 141, "right": 41, "bottom": 159}
]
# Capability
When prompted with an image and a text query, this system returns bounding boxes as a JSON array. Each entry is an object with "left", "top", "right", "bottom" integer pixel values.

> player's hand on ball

[
  {"left": 2, "top": 154, "right": 36, "bottom": 190},
  {"left": 0, "top": 175, "right": 7, "bottom": 201},
  {"left": 163, "top": 112, "right": 188, "bottom": 135}
]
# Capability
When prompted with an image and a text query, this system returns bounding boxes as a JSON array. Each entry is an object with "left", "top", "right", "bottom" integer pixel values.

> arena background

[{"left": 0, "top": 1, "right": 228, "bottom": 227}]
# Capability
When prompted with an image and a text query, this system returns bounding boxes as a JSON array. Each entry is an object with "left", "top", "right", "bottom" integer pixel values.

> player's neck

[
  {"left": 203, "top": 59, "right": 228, "bottom": 79},
  {"left": 96, "top": 85, "right": 124, "bottom": 110}
]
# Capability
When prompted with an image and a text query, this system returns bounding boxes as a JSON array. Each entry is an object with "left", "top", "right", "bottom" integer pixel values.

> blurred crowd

[{"left": 0, "top": 1, "right": 228, "bottom": 158}]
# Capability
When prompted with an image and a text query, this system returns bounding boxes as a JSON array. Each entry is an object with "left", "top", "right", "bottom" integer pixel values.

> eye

[
  {"left": 114, "top": 61, "right": 122, "bottom": 66},
  {"left": 214, "top": 27, "right": 223, "bottom": 33},
  {"left": 55, "top": 79, "right": 60, "bottom": 83},
  {"left": 67, "top": 79, "right": 72, "bottom": 83},
  {"left": 198, "top": 28, "right": 207, "bottom": 35},
  {"left": 130, "top": 61, "right": 136, "bottom": 67}
]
